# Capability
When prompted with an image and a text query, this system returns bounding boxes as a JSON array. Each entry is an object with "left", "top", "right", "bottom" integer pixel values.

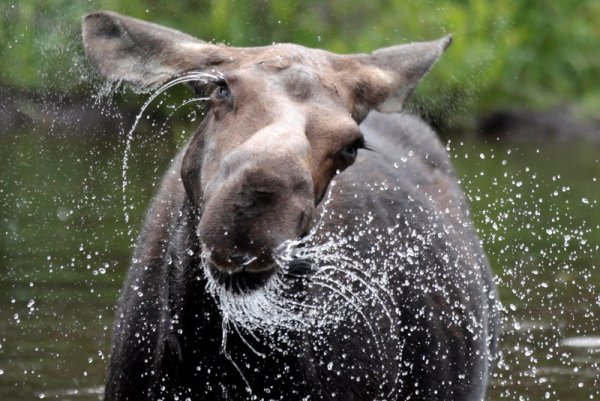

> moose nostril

[
  {"left": 298, "top": 211, "right": 306, "bottom": 230},
  {"left": 243, "top": 190, "right": 276, "bottom": 214},
  {"left": 252, "top": 190, "right": 276, "bottom": 204},
  {"left": 297, "top": 208, "right": 313, "bottom": 235}
]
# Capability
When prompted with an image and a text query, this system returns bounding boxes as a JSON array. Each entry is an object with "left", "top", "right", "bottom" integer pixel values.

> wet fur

[{"left": 105, "top": 111, "right": 499, "bottom": 401}]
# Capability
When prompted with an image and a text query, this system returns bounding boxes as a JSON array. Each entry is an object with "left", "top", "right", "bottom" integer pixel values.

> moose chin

[{"left": 83, "top": 11, "right": 500, "bottom": 401}]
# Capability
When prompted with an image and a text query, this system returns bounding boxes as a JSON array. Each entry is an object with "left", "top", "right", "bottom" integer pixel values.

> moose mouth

[
  {"left": 203, "top": 238, "right": 314, "bottom": 294},
  {"left": 206, "top": 262, "right": 277, "bottom": 293},
  {"left": 206, "top": 257, "right": 314, "bottom": 294},
  {"left": 201, "top": 244, "right": 277, "bottom": 292},
  {"left": 202, "top": 244, "right": 276, "bottom": 271}
]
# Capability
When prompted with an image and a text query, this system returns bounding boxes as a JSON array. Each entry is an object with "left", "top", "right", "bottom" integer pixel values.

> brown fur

[{"left": 82, "top": 12, "right": 498, "bottom": 401}]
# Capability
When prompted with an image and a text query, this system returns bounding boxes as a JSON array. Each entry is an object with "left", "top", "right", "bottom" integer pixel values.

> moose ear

[
  {"left": 82, "top": 11, "right": 229, "bottom": 89},
  {"left": 335, "top": 36, "right": 452, "bottom": 120}
]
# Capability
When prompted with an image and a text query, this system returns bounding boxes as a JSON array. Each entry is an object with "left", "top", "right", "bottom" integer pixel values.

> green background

[
  {"left": 2, "top": 0, "right": 600, "bottom": 123},
  {"left": 1, "top": 1, "right": 599, "bottom": 400}
]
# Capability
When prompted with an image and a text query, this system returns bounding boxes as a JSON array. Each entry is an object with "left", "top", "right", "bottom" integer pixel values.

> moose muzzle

[{"left": 198, "top": 151, "right": 314, "bottom": 273}]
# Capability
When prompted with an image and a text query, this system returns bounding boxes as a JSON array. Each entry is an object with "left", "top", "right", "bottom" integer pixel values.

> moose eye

[
  {"left": 209, "top": 81, "right": 233, "bottom": 117},
  {"left": 340, "top": 137, "right": 367, "bottom": 164},
  {"left": 212, "top": 82, "right": 232, "bottom": 101},
  {"left": 216, "top": 85, "right": 231, "bottom": 99}
]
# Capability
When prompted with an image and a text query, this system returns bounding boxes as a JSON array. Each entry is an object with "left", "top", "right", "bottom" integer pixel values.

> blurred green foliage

[{"left": 1, "top": 0, "right": 599, "bottom": 122}]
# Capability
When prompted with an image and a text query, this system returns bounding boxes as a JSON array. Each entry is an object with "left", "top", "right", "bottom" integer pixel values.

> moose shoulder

[{"left": 83, "top": 11, "right": 500, "bottom": 401}]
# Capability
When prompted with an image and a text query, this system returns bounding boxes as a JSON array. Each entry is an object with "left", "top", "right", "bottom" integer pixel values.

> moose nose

[{"left": 198, "top": 157, "right": 315, "bottom": 273}]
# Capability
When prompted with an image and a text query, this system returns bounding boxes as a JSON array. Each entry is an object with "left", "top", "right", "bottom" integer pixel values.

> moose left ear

[
  {"left": 334, "top": 35, "right": 452, "bottom": 120},
  {"left": 82, "top": 11, "right": 235, "bottom": 90}
]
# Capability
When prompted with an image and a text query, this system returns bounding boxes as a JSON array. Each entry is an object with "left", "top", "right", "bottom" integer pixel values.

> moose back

[{"left": 82, "top": 11, "right": 500, "bottom": 401}]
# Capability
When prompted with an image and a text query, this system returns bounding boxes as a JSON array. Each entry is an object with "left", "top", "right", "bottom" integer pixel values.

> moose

[{"left": 82, "top": 11, "right": 499, "bottom": 401}]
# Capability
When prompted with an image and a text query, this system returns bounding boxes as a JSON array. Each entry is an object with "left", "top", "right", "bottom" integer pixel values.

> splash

[
  {"left": 204, "top": 184, "right": 343, "bottom": 334},
  {"left": 203, "top": 183, "right": 408, "bottom": 398},
  {"left": 120, "top": 72, "right": 217, "bottom": 239}
]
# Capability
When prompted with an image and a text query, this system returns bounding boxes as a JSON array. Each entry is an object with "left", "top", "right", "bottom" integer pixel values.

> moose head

[{"left": 82, "top": 11, "right": 450, "bottom": 279}]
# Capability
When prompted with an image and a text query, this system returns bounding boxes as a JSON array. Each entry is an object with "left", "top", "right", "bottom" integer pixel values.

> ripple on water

[
  {"left": 36, "top": 385, "right": 104, "bottom": 399},
  {"left": 561, "top": 336, "right": 600, "bottom": 348}
]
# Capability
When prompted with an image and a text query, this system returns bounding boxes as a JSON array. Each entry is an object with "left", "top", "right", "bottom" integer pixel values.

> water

[
  {"left": 117, "top": 72, "right": 215, "bottom": 235},
  {"left": 452, "top": 140, "right": 600, "bottom": 400},
  {"left": 1, "top": 115, "right": 600, "bottom": 400}
]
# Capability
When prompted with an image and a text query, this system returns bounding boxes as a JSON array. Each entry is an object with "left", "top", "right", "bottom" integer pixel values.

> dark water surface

[{"left": 1, "top": 124, "right": 599, "bottom": 400}]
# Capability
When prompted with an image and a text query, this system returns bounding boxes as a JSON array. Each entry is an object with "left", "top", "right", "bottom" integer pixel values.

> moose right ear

[
  {"left": 333, "top": 36, "right": 452, "bottom": 121},
  {"left": 82, "top": 11, "right": 233, "bottom": 89}
]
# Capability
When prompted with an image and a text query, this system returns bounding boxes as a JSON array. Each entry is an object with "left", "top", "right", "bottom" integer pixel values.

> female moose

[{"left": 82, "top": 11, "right": 499, "bottom": 401}]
